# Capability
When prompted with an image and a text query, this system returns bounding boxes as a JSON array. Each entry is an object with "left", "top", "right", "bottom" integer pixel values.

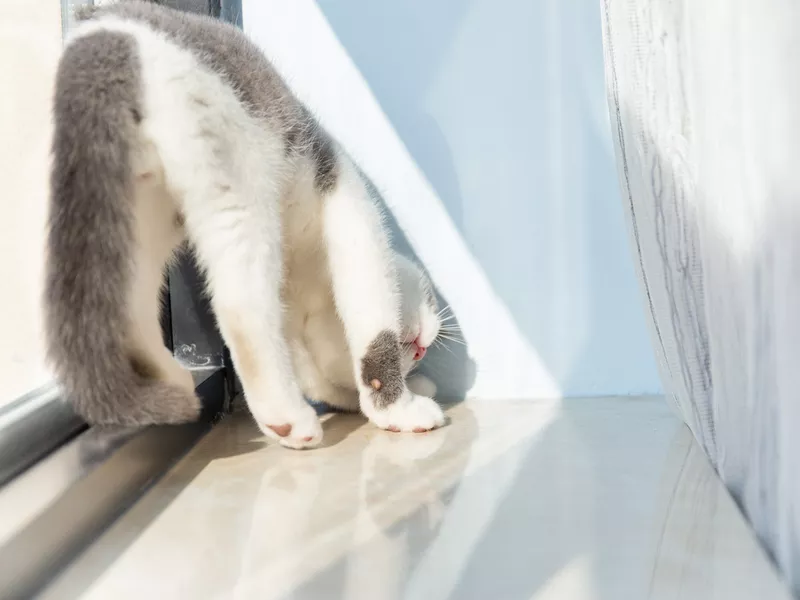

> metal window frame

[{"left": 0, "top": 2, "right": 243, "bottom": 598}]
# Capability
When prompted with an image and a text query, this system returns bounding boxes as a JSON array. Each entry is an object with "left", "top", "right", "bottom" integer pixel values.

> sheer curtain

[{"left": 601, "top": 0, "right": 800, "bottom": 591}]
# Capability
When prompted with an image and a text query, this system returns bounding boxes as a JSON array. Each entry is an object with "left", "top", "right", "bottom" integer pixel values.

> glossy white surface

[{"left": 47, "top": 398, "right": 790, "bottom": 599}]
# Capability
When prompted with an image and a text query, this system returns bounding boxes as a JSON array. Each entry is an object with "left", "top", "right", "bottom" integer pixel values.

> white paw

[
  {"left": 364, "top": 391, "right": 446, "bottom": 433},
  {"left": 254, "top": 402, "right": 323, "bottom": 450}
]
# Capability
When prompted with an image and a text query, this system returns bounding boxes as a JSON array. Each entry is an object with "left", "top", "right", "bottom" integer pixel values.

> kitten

[
  {"left": 286, "top": 252, "right": 441, "bottom": 413},
  {"left": 45, "top": 1, "right": 445, "bottom": 449}
]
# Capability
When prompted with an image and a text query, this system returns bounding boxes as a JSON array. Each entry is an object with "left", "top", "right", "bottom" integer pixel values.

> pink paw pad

[{"left": 267, "top": 424, "right": 292, "bottom": 438}]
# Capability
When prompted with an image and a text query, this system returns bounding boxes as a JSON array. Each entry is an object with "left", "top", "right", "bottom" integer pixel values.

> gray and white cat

[{"left": 45, "top": 1, "right": 445, "bottom": 449}]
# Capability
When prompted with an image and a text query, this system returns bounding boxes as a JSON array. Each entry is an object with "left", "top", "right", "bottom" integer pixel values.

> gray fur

[
  {"left": 46, "top": 29, "right": 201, "bottom": 425},
  {"left": 81, "top": 1, "right": 338, "bottom": 191},
  {"left": 361, "top": 330, "right": 404, "bottom": 408},
  {"left": 310, "top": 127, "right": 339, "bottom": 193}
]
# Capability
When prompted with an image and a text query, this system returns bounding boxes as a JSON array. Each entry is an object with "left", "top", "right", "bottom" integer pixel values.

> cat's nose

[{"left": 413, "top": 338, "right": 427, "bottom": 361}]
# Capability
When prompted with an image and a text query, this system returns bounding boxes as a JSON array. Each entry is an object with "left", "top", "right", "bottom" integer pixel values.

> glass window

[{"left": 0, "top": 0, "right": 65, "bottom": 406}]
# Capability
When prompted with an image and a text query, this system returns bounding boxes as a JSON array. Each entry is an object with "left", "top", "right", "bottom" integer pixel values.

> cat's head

[{"left": 395, "top": 255, "right": 441, "bottom": 376}]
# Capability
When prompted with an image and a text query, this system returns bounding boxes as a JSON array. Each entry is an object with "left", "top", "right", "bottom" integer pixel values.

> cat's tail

[{"left": 44, "top": 30, "right": 201, "bottom": 426}]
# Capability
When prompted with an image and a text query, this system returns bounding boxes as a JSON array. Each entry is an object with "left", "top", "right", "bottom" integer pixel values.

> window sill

[{"left": 0, "top": 369, "right": 226, "bottom": 598}]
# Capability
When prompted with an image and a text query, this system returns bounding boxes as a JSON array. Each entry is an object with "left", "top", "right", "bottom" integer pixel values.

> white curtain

[{"left": 601, "top": 0, "right": 800, "bottom": 591}]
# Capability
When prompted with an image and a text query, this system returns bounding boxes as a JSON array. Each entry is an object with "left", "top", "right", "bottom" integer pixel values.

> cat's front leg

[{"left": 320, "top": 155, "right": 446, "bottom": 433}]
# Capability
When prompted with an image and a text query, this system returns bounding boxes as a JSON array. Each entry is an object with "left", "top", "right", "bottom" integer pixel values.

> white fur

[
  {"left": 128, "top": 154, "right": 195, "bottom": 395},
  {"left": 285, "top": 251, "right": 442, "bottom": 412},
  {"left": 69, "top": 18, "right": 445, "bottom": 448}
]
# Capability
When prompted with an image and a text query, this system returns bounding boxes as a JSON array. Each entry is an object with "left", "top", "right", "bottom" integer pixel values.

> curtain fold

[{"left": 601, "top": 0, "right": 800, "bottom": 591}]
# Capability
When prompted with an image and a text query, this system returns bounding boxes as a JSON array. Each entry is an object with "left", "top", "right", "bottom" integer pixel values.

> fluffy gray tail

[{"left": 45, "top": 30, "right": 200, "bottom": 426}]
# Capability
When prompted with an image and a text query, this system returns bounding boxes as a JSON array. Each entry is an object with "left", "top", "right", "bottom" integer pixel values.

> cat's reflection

[{"left": 233, "top": 405, "right": 478, "bottom": 600}]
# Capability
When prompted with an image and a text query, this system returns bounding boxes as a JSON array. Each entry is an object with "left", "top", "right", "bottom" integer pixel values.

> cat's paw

[
  {"left": 257, "top": 402, "right": 323, "bottom": 450},
  {"left": 364, "top": 390, "right": 446, "bottom": 433}
]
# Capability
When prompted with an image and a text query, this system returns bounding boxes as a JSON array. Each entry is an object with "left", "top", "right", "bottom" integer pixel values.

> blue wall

[{"left": 245, "top": 0, "right": 661, "bottom": 398}]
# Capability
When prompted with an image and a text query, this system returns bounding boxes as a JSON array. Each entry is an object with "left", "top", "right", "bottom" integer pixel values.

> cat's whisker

[
  {"left": 439, "top": 324, "right": 463, "bottom": 333},
  {"left": 440, "top": 344, "right": 457, "bottom": 357},
  {"left": 438, "top": 334, "right": 466, "bottom": 346},
  {"left": 439, "top": 327, "right": 465, "bottom": 339},
  {"left": 432, "top": 337, "right": 457, "bottom": 356},
  {"left": 437, "top": 305, "right": 455, "bottom": 320}
]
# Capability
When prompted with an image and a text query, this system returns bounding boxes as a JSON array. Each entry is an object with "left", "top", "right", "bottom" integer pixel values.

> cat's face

[{"left": 395, "top": 256, "right": 441, "bottom": 376}]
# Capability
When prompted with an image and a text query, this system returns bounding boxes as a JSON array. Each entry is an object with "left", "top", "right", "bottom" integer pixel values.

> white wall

[{"left": 242, "top": 0, "right": 660, "bottom": 399}]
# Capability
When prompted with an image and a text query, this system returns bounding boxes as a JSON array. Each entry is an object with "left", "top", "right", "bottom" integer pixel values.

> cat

[
  {"left": 287, "top": 252, "right": 441, "bottom": 414},
  {"left": 45, "top": 1, "right": 445, "bottom": 449}
]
